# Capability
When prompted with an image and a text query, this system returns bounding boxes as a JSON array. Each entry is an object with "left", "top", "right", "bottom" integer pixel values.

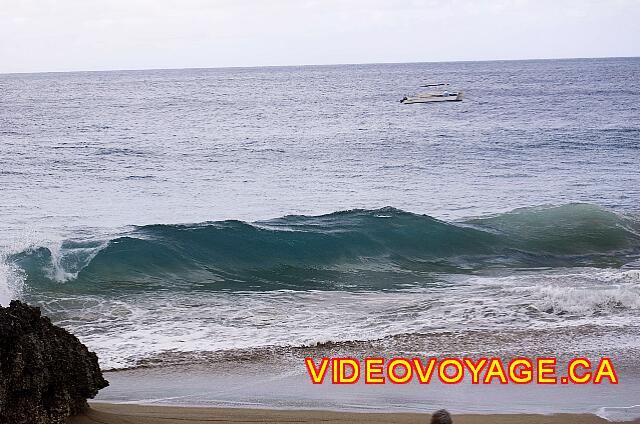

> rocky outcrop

[{"left": 0, "top": 300, "right": 108, "bottom": 424}]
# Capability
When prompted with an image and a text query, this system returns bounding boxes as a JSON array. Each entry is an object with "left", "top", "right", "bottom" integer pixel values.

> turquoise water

[{"left": 11, "top": 205, "right": 640, "bottom": 292}]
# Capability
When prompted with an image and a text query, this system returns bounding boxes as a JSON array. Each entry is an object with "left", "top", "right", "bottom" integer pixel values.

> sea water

[{"left": 1, "top": 57, "right": 639, "bottom": 415}]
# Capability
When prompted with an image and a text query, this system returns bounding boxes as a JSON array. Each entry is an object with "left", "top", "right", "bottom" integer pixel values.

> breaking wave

[{"left": 6, "top": 204, "right": 640, "bottom": 294}]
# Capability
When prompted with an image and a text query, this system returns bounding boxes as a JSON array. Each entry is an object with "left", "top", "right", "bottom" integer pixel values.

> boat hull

[{"left": 401, "top": 92, "right": 464, "bottom": 104}]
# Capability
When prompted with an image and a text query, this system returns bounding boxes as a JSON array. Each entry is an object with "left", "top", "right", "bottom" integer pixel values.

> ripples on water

[{"left": 1, "top": 58, "right": 639, "bottom": 235}]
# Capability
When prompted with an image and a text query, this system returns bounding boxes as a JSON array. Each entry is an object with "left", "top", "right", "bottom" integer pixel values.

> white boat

[{"left": 401, "top": 83, "right": 463, "bottom": 104}]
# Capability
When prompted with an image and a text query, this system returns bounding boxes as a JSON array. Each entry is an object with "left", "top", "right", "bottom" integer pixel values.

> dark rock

[{"left": 0, "top": 300, "right": 108, "bottom": 424}]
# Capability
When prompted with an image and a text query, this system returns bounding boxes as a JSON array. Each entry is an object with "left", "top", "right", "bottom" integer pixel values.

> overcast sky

[{"left": 1, "top": 0, "right": 639, "bottom": 73}]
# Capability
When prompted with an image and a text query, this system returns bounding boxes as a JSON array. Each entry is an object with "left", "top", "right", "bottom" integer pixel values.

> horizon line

[{"left": 1, "top": 55, "right": 638, "bottom": 76}]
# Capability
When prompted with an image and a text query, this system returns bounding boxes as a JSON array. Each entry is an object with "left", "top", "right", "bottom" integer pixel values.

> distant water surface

[{"left": 1, "top": 58, "right": 639, "bottom": 237}]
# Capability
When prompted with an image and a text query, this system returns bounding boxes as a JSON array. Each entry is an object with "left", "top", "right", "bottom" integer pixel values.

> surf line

[{"left": 304, "top": 357, "right": 618, "bottom": 385}]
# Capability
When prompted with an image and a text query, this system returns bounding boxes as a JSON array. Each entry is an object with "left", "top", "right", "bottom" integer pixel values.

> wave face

[{"left": 9, "top": 204, "right": 640, "bottom": 293}]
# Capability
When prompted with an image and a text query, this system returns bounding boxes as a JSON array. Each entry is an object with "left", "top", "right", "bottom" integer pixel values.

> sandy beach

[{"left": 69, "top": 403, "right": 616, "bottom": 424}]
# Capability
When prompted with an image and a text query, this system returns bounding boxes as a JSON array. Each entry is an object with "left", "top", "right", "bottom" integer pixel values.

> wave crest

[{"left": 8, "top": 204, "right": 640, "bottom": 292}]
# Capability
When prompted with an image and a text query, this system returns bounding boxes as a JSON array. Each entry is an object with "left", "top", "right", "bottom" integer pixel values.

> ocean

[{"left": 1, "top": 57, "right": 639, "bottom": 415}]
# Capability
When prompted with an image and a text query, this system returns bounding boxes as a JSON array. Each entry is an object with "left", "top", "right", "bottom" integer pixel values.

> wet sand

[
  {"left": 69, "top": 403, "right": 615, "bottom": 424},
  {"left": 95, "top": 362, "right": 640, "bottom": 419}
]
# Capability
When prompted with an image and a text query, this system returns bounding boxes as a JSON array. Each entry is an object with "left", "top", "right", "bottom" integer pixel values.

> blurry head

[{"left": 431, "top": 409, "right": 452, "bottom": 424}]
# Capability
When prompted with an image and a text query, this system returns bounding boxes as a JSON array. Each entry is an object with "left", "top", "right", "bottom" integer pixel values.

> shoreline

[
  {"left": 70, "top": 403, "right": 617, "bottom": 424},
  {"left": 94, "top": 359, "right": 640, "bottom": 419}
]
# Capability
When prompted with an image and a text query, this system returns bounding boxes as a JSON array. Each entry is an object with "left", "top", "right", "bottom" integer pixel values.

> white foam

[
  {"left": 596, "top": 405, "right": 640, "bottom": 422},
  {"left": 0, "top": 235, "right": 41, "bottom": 306},
  {"left": 0, "top": 233, "right": 77, "bottom": 305},
  {"left": 27, "top": 267, "right": 640, "bottom": 370},
  {"left": 45, "top": 241, "right": 78, "bottom": 282},
  {"left": 0, "top": 259, "right": 24, "bottom": 306},
  {"left": 0, "top": 248, "right": 29, "bottom": 307},
  {"left": 530, "top": 284, "right": 640, "bottom": 315},
  {"left": 49, "top": 240, "right": 108, "bottom": 282},
  {"left": 468, "top": 268, "right": 640, "bottom": 320}
]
